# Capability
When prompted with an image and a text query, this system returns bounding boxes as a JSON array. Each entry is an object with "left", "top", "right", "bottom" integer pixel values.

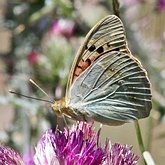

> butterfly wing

[
  {"left": 68, "top": 51, "right": 152, "bottom": 125},
  {"left": 66, "top": 15, "right": 131, "bottom": 98}
]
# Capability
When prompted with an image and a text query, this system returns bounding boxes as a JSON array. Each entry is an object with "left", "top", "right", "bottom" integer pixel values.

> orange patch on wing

[
  {"left": 75, "top": 67, "right": 83, "bottom": 76},
  {"left": 79, "top": 59, "right": 91, "bottom": 70},
  {"left": 73, "top": 59, "right": 91, "bottom": 82}
]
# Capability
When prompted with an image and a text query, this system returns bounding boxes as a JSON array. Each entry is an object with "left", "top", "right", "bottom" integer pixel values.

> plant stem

[
  {"left": 112, "top": 0, "right": 120, "bottom": 17},
  {"left": 134, "top": 120, "right": 147, "bottom": 165}
]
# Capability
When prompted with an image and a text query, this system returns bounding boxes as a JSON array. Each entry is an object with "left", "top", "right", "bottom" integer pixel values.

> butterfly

[{"left": 51, "top": 15, "right": 152, "bottom": 125}]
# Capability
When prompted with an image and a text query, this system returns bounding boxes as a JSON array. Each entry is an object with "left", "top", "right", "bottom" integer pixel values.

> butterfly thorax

[{"left": 51, "top": 98, "right": 77, "bottom": 118}]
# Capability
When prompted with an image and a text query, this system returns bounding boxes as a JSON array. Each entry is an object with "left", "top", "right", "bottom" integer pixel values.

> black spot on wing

[
  {"left": 88, "top": 45, "right": 96, "bottom": 52},
  {"left": 96, "top": 46, "right": 104, "bottom": 54}
]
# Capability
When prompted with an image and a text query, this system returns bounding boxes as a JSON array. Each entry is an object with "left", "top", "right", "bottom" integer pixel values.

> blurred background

[{"left": 0, "top": 0, "right": 165, "bottom": 164}]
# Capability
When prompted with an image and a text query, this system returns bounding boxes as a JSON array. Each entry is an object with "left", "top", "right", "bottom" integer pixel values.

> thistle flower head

[
  {"left": 33, "top": 122, "right": 139, "bottom": 165},
  {"left": 104, "top": 143, "right": 139, "bottom": 165},
  {"left": 0, "top": 144, "right": 24, "bottom": 165},
  {"left": 34, "top": 122, "right": 106, "bottom": 165},
  {"left": 0, "top": 122, "right": 139, "bottom": 165}
]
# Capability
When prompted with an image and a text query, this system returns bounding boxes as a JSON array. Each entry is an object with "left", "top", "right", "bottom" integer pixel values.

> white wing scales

[{"left": 68, "top": 51, "right": 152, "bottom": 125}]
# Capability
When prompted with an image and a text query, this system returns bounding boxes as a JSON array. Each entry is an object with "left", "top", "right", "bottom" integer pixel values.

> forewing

[
  {"left": 68, "top": 51, "right": 152, "bottom": 125},
  {"left": 66, "top": 15, "right": 131, "bottom": 98}
]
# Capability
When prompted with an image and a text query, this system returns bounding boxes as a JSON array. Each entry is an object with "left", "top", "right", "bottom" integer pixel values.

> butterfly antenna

[
  {"left": 29, "top": 79, "right": 49, "bottom": 97},
  {"left": 9, "top": 90, "right": 53, "bottom": 103},
  {"left": 29, "top": 79, "right": 54, "bottom": 103}
]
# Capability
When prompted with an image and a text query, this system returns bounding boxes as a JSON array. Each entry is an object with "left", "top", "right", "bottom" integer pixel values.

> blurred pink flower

[
  {"left": 157, "top": 0, "right": 165, "bottom": 11},
  {"left": 50, "top": 19, "right": 75, "bottom": 38},
  {"left": 27, "top": 50, "right": 39, "bottom": 65}
]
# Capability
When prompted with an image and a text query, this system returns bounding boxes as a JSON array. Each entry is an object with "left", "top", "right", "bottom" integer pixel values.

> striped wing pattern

[
  {"left": 68, "top": 51, "right": 152, "bottom": 125},
  {"left": 82, "top": 15, "right": 130, "bottom": 61},
  {"left": 67, "top": 15, "right": 130, "bottom": 93}
]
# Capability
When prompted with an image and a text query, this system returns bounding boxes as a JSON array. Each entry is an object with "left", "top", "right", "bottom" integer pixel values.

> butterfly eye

[
  {"left": 88, "top": 45, "right": 96, "bottom": 52},
  {"left": 96, "top": 46, "right": 104, "bottom": 54}
]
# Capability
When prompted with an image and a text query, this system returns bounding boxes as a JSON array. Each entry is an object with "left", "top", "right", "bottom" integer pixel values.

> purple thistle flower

[
  {"left": 34, "top": 122, "right": 106, "bottom": 165},
  {"left": 33, "top": 129, "right": 59, "bottom": 165},
  {"left": 0, "top": 144, "right": 24, "bottom": 165},
  {"left": 0, "top": 122, "right": 139, "bottom": 165},
  {"left": 34, "top": 122, "right": 139, "bottom": 165},
  {"left": 103, "top": 143, "right": 139, "bottom": 165}
]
